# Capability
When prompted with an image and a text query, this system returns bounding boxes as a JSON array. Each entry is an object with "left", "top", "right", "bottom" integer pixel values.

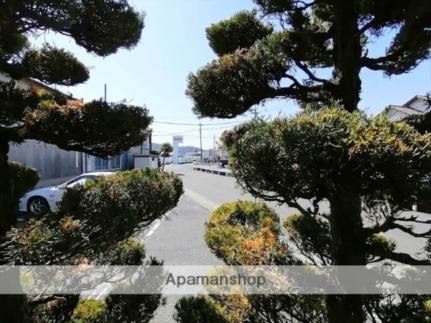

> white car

[{"left": 19, "top": 172, "right": 115, "bottom": 216}]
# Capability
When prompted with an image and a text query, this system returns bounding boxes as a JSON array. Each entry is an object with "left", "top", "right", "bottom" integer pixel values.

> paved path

[
  {"left": 147, "top": 163, "right": 311, "bottom": 322},
  {"left": 144, "top": 163, "right": 430, "bottom": 322}
]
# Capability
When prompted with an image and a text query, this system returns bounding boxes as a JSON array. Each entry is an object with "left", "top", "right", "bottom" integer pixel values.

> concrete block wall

[{"left": 9, "top": 140, "right": 82, "bottom": 180}]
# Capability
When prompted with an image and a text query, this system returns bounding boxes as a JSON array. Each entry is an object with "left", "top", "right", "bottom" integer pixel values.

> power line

[
  {"left": 152, "top": 134, "right": 216, "bottom": 139},
  {"left": 153, "top": 120, "right": 245, "bottom": 126},
  {"left": 153, "top": 125, "right": 236, "bottom": 136}
]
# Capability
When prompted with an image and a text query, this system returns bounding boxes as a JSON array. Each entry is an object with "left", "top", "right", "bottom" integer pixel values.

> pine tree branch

[
  {"left": 272, "top": 83, "right": 332, "bottom": 103},
  {"left": 293, "top": 59, "right": 329, "bottom": 84},
  {"left": 358, "top": 18, "right": 381, "bottom": 34},
  {"left": 392, "top": 215, "right": 431, "bottom": 224},
  {"left": 390, "top": 223, "right": 431, "bottom": 238},
  {"left": 370, "top": 249, "right": 430, "bottom": 265},
  {"left": 365, "top": 216, "right": 431, "bottom": 238}
]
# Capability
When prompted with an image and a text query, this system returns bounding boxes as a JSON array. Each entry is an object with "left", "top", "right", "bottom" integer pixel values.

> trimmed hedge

[
  {"left": 205, "top": 200, "right": 286, "bottom": 265},
  {"left": 174, "top": 296, "right": 230, "bottom": 323},
  {"left": 71, "top": 299, "right": 106, "bottom": 323},
  {"left": 9, "top": 161, "right": 39, "bottom": 201},
  {"left": 3, "top": 168, "right": 183, "bottom": 265}
]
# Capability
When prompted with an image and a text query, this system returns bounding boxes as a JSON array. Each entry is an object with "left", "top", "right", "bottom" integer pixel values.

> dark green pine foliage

[
  {"left": 187, "top": 0, "right": 431, "bottom": 117},
  {"left": 0, "top": 0, "right": 150, "bottom": 235},
  {"left": 0, "top": 2, "right": 151, "bottom": 322},
  {"left": 184, "top": 1, "right": 431, "bottom": 323}
]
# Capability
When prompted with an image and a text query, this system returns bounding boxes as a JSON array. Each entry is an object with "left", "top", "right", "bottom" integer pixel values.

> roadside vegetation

[
  {"left": 175, "top": 108, "right": 431, "bottom": 322},
  {"left": 2, "top": 169, "right": 183, "bottom": 322},
  {"left": 181, "top": 0, "right": 431, "bottom": 322},
  {"left": 1, "top": 0, "right": 431, "bottom": 322},
  {"left": 0, "top": 0, "right": 151, "bottom": 238},
  {"left": 0, "top": 1, "right": 185, "bottom": 321},
  {"left": 159, "top": 142, "right": 174, "bottom": 171}
]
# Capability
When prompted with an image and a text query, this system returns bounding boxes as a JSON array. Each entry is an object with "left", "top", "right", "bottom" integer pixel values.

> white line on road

[
  {"left": 90, "top": 212, "right": 171, "bottom": 300},
  {"left": 145, "top": 219, "right": 162, "bottom": 237},
  {"left": 184, "top": 188, "right": 218, "bottom": 211}
]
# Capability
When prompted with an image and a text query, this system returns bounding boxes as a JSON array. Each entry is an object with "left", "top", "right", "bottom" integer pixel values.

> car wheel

[{"left": 27, "top": 197, "right": 50, "bottom": 216}]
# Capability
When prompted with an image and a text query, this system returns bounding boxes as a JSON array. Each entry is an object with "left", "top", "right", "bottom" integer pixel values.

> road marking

[
  {"left": 145, "top": 219, "right": 162, "bottom": 237},
  {"left": 142, "top": 211, "right": 172, "bottom": 239},
  {"left": 184, "top": 188, "right": 218, "bottom": 211},
  {"left": 95, "top": 285, "right": 112, "bottom": 300}
]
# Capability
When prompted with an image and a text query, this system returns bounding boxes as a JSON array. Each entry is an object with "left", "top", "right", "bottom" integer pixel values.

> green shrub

[
  {"left": 223, "top": 107, "right": 431, "bottom": 215},
  {"left": 284, "top": 213, "right": 332, "bottom": 264},
  {"left": 97, "top": 237, "right": 146, "bottom": 265},
  {"left": 205, "top": 10, "right": 273, "bottom": 57},
  {"left": 9, "top": 161, "right": 39, "bottom": 200},
  {"left": 205, "top": 200, "right": 286, "bottom": 265},
  {"left": 105, "top": 293, "right": 164, "bottom": 323},
  {"left": 173, "top": 296, "right": 230, "bottom": 323},
  {"left": 103, "top": 257, "right": 166, "bottom": 323},
  {"left": 71, "top": 299, "right": 106, "bottom": 323},
  {"left": 367, "top": 233, "right": 396, "bottom": 255},
  {"left": 30, "top": 295, "right": 80, "bottom": 323},
  {"left": 3, "top": 168, "right": 183, "bottom": 265},
  {"left": 425, "top": 299, "right": 431, "bottom": 314}
]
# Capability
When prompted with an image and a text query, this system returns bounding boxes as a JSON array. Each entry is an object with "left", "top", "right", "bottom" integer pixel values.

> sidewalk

[{"left": 144, "top": 194, "right": 222, "bottom": 322}]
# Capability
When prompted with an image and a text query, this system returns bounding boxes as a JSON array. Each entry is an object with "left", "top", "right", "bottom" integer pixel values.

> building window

[
  {"left": 110, "top": 155, "right": 121, "bottom": 169},
  {"left": 95, "top": 157, "right": 108, "bottom": 171}
]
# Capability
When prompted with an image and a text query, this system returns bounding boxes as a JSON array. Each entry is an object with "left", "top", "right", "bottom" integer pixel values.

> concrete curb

[{"left": 192, "top": 165, "right": 233, "bottom": 177}]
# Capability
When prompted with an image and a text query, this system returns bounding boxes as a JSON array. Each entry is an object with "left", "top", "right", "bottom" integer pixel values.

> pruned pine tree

[
  {"left": 160, "top": 142, "right": 173, "bottom": 171},
  {"left": 184, "top": 1, "right": 431, "bottom": 322},
  {"left": 0, "top": 0, "right": 150, "bottom": 235},
  {"left": 175, "top": 109, "right": 431, "bottom": 323}
]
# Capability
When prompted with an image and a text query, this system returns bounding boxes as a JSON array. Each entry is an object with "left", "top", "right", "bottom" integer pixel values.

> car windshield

[{"left": 60, "top": 175, "right": 99, "bottom": 188}]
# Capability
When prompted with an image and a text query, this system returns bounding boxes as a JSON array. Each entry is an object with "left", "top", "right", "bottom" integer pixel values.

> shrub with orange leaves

[{"left": 205, "top": 200, "right": 288, "bottom": 265}]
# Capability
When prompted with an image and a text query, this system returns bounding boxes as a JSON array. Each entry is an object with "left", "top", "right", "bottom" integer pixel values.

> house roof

[
  {"left": 0, "top": 71, "right": 74, "bottom": 99},
  {"left": 385, "top": 95, "right": 430, "bottom": 121},
  {"left": 387, "top": 105, "right": 424, "bottom": 116},
  {"left": 402, "top": 95, "right": 428, "bottom": 109},
  {"left": 26, "top": 77, "right": 74, "bottom": 99}
]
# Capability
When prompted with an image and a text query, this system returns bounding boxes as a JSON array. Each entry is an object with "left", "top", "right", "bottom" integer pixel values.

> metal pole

[
  {"left": 199, "top": 122, "right": 203, "bottom": 162},
  {"left": 213, "top": 135, "right": 216, "bottom": 161},
  {"left": 104, "top": 84, "right": 107, "bottom": 102}
]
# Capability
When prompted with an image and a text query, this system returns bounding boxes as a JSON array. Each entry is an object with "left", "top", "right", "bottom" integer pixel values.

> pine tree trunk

[
  {"left": 0, "top": 139, "right": 16, "bottom": 236},
  {"left": 333, "top": 0, "right": 362, "bottom": 111},
  {"left": 327, "top": 189, "right": 365, "bottom": 323},
  {"left": 330, "top": 2, "right": 365, "bottom": 320}
]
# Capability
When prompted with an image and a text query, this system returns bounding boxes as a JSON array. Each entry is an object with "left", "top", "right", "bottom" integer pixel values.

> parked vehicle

[
  {"left": 19, "top": 172, "right": 114, "bottom": 216},
  {"left": 218, "top": 159, "right": 229, "bottom": 168}
]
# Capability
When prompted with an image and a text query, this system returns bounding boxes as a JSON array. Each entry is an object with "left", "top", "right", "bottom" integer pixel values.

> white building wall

[
  {"left": 9, "top": 140, "right": 82, "bottom": 180},
  {"left": 134, "top": 156, "right": 158, "bottom": 169},
  {"left": 3, "top": 72, "right": 83, "bottom": 180}
]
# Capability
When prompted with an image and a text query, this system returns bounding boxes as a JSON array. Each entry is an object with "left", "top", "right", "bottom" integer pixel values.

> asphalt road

[
  {"left": 142, "top": 163, "right": 430, "bottom": 322},
  {"left": 145, "top": 163, "right": 306, "bottom": 322}
]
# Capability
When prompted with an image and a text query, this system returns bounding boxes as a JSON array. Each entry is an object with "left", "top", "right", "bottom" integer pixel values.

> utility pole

[
  {"left": 199, "top": 122, "right": 203, "bottom": 162},
  {"left": 213, "top": 135, "right": 216, "bottom": 162},
  {"left": 104, "top": 84, "right": 107, "bottom": 102},
  {"left": 253, "top": 107, "right": 258, "bottom": 119}
]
